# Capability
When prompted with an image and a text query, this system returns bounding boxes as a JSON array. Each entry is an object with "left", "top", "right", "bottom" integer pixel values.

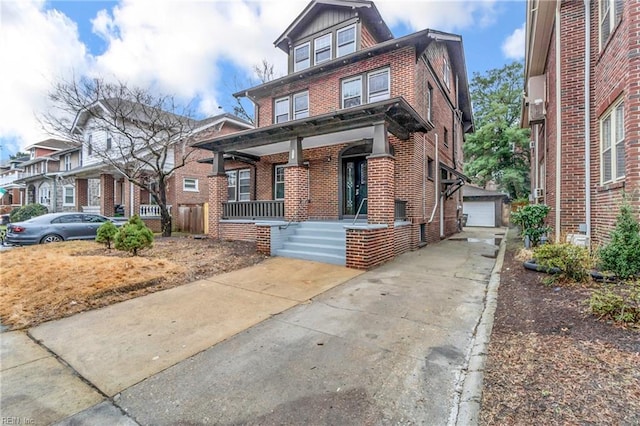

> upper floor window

[
  {"left": 337, "top": 25, "right": 356, "bottom": 57},
  {"left": 183, "top": 178, "right": 198, "bottom": 192},
  {"left": 274, "top": 91, "right": 309, "bottom": 123},
  {"left": 427, "top": 83, "right": 433, "bottom": 122},
  {"left": 64, "top": 154, "right": 72, "bottom": 171},
  {"left": 444, "top": 127, "right": 449, "bottom": 148},
  {"left": 600, "top": 100, "right": 625, "bottom": 183},
  {"left": 106, "top": 135, "right": 112, "bottom": 150},
  {"left": 294, "top": 42, "right": 310, "bottom": 72},
  {"left": 443, "top": 58, "right": 451, "bottom": 89},
  {"left": 599, "top": 0, "right": 623, "bottom": 48},
  {"left": 314, "top": 33, "right": 332, "bottom": 64},
  {"left": 293, "top": 92, "right": 309, "bottom": 119},
  {"left": 341, "top": 68, "right": 390, "bottom": 109},
  {"left": 275, "top": 97, "right": 290, "bottom": 123}
]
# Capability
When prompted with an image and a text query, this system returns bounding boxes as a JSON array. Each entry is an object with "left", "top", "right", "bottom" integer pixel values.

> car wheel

[{"left": 41, "top": 234, "right": 64, "bottom": 244}]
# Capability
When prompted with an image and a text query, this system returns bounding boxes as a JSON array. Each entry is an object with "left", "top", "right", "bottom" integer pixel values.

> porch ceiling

[{"left": 193, "top": 97, "right": 432, "bottom": 154}]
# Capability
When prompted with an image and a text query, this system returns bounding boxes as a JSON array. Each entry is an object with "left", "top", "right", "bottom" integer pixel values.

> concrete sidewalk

[{"left": 1, "top": 227, "right": 505, "bottom": 425}]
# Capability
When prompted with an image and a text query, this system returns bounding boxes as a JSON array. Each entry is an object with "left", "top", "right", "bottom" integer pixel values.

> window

[
  {"left": 183, "top": 178, "right": 198, "bottom": 192},
  {"left": 342, "top": 76, "right": 362, "bottom": 108},
  {"left": 83, "top": 214, "right": 108, "bottom": 223},
  {"left": 600, "top": 101, "right": 625, "bottom": 183},
  {"left": 63, "top": 186, "right": 75, "bottom": 206},
  {"left": 314, "top": 33, "right": 332, "bottom": 64},
  {"left": 275, "top": 97, "right": 290, "bottom": 123},
  {"left": 274, "top": 165, "right": 285, "bottom": 200},
  {"left": 427, "top": 84, "right": 433, "bottom": 122},
  {"left": 38, "top": 183, "right": 50, "bottom": 205},
  {"left": 294, "top": 42, "right": 310, "bottom": 72},
  {"left": 106, "top": 135, "right": 112, "bottom": 150},
  {"left": 337, "top": 25, "right": 356, "bottom": 57},
  {"left": 87, "top": 134, "right": 93, "bottom": 155},
  {"left": 444, "top": 127, "right": 449, "bottom": 147},
  {"left": 367, "top": 68, "right": 390, "bottom": 103},
  {"left": 52, "top": 214, "right": 83, "bottom": 224},
  {"left": 64, "top": 154, "right": 72, "bottom": 171},
  {"left": 443, "top": 58, "right": 451, "bottom": 89},
  {"left": 226, "top": 169, "right": 251, "bottom": 202},
  {"left": 600, "top": 0, "right": 624, "bottom": 48},
  {"left": 293, "top": 91, "right": 309, "bottom": 119},
  {"left": 427, "top": 157, "right": 434, "bottom": 180}
]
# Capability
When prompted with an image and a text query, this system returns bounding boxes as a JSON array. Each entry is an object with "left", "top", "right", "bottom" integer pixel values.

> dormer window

[
  {"left": 314, "top": 33, "right": 332, "bottom": 64},
  {"left": 294, "top": 43, "right": 310, "bottom": 72},
  {"left": 337, "top": 25, "right": 356, "bottom": 57}
]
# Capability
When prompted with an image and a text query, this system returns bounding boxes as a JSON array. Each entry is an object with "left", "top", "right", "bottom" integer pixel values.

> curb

[{"left": 451, "top": 228, "right": 508, "bottom": 426}]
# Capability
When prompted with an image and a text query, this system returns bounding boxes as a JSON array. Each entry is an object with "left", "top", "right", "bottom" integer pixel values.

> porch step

[
  {"left": 274, "top": 221, "right": 347, "bottom": 266},
  {"left": 274, "top": 249, "right": 346, "bottom": 266}
]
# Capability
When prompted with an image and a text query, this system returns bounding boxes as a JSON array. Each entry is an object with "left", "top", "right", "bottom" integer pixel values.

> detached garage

[{"left": 463, "top": 186, "right": 508, "bottom": 227}]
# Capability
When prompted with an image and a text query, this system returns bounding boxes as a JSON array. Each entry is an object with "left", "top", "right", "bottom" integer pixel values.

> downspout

[
  {"left": 428, "top": 134, "right": 439, "bottom": 223},
  {"left": 554, "top": 1, "right": 562, "bottom": 242},
  {"left": 130, "top": 181, "right": 134, "bottom": 217},
  {"left": 583, "top": 0, "right": 592, "bottom": 243},
  {"left": 423, "top": 134, "right": 426, "bottom": 218}
]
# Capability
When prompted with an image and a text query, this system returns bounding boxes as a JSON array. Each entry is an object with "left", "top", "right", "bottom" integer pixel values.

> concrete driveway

[{"left": 1, "top": 227, "right": 505, "bottom": 425}]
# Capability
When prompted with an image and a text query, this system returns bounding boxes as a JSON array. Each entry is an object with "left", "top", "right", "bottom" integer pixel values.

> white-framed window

[
  {"left": 342, "top": 76, "right": 362, "bottom": 108},
  {"left": 274, "top": 164, "right": 285, "bottom": 200},
  {"left": 427, "top": 83, "right": 433, "bottom": 122},
  {"left": 443, "top": 58, "right": 451, "bottom": 89},
  {"left": 275, "top": 97, "right": 290, "bottom": 123},
  {"left": 106, "top": 134, "right": 112, "bottom": 150},
  {"left": 183, "top": 178, "right": 199, "bottom": 192},
  {"left": 367, "top": 68, "right": 390, "bottom": 103},
  {"left": 63, "top": 185, "right": 75, "bottom": 206},
  {"left": 599, "top": 0, "right": 624, "bottom": 49},
  {"left": 600, "top": 100, "right": 625, "bottom": 183},
  {"left": 314, "top": 33, "right": 332, "bottom": 64},
  {"left": 38, "top": 182, "right": 51, "bottom": 205},
  {"left": 337, "top": 25, "right": 356, "bottom": 57},
  {"left": 64, "top": 154, "right": 72, "bottom": 171},
  {"left": 293, "top": 91, "right": 309, "bottom": 120},
  {"left": 226, "top": 169, "right": 251, "bottom": 202},
  {"left": 86, "top": 133, "right": 93, "bottom": 156},
  {"left": 294, "top": 42, "right": 310, "bottom": 72}
]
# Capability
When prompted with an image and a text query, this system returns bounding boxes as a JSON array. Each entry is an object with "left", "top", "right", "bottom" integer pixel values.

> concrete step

[
  {"left": 294, "top": 228, "right": 346, "bottom": 238},
  {"left": 274, "top": 249, "right": 346, "bottom": 266},
  {"left": 288, "top": 235, "right": 345, "bottom": 246},
  {"left": 281, "top": 242, "right": 345, "bottom": 257}
]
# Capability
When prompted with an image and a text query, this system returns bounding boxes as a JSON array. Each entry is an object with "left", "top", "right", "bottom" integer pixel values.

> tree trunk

[{"left": 160, "top": 205, "right": 172, "bottom": 237}]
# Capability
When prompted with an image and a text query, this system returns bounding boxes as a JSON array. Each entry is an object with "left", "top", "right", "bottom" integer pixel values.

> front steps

[{"left": 274, "top": 221, "right": 347, "bottom": 266}]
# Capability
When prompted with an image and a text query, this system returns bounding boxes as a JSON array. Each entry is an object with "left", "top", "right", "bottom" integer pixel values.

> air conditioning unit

[
  {"left": 529, "top": 141, "right": 535, "bottom": 150},
  {"left": 527, "top": 75, "right": 547, "bottom": 124},
  {"left": 534, "top": 188, "right": 544, "bottom": 198},
  {"left": 529, "top": 99, "right": 546, "bottom": 123}
]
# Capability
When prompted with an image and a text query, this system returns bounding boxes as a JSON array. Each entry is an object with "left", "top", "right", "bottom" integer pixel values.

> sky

[{"left": 0, "top": 0, "right": 526, "bottom": 161}]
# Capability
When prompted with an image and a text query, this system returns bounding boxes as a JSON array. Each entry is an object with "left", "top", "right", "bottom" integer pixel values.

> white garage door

[{"left": 463, "top": 201, "right": 495, "bottom": 227}]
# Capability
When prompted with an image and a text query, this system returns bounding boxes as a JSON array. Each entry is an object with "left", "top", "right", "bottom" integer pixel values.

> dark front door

[{"left": 343, "top": 157, "right": 368, "bottom": 216}]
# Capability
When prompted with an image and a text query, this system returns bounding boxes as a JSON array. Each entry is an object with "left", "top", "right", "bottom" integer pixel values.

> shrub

[
  {"left": 114, "top": 215, "right": 154, "bottom": 256},
  {"left": 597, "top": 201, "right": 640, "bottom": 279},
  {"left": 96, "top": 221, "right": 119, "bottom": 249},
  {"left": 589, "top": 282, "right": 640, "bottom": 324},
  {"left": 533, "top": 242, "right": 591, "bottom": 283},
  {"left": 10, "top": 203, "right": 48, "bottom": 222},
  {"left": 511, "top": 204, "right": 551, "bottom": 246}
]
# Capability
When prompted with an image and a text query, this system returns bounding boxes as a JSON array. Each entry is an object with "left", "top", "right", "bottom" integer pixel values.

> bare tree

[
  {"left": 41, "top": 77, "right": 200, "bottom": 237},
  {"left": 228, "top": 59, "right": 278, "bottom": 124}
]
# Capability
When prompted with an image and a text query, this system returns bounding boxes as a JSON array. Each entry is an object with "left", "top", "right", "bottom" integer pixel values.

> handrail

[
  {"left": 352, "top": 197, "right": 368, "bottom": 225},
  {"left": 279, "top": 198, "right": 308, "bottom": 230}
]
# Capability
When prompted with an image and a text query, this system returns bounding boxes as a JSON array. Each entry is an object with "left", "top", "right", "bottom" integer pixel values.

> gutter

[
  {"left": 583, "top": 0, "right": 592, "bottom": 243},
  {"left": 554, "top": 1, "right": 562, "bottom": 242}
]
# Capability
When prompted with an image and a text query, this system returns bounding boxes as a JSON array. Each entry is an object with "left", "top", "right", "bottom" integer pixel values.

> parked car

[{"left": 5, "top": 212, "right": 124, "bottom": 245}]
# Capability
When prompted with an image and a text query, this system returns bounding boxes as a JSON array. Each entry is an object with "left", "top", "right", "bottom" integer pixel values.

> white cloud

[{"left": 502, "top": 22, "right": 525, "bottom": 60}]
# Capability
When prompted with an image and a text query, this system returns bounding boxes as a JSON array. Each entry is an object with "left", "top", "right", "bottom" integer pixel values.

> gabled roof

[
  {"left": 463, "top": 185, "right": 508, "bottom": 198},
  {"left": 193, "top": 113, "right": 253, "bottom": 134},
  {"left": 24, "top": 138, "right": 77, "bottom": 151},
  {"left": 274, "top": 0, "right": 393, "bottom": 52}
]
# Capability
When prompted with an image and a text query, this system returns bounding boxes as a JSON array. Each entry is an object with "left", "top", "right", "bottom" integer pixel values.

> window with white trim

[
  {"left": 227, "top": 170, "right": 237, "bottom": 202},
  {"left": 427, "top": 83, "right": 433, "bottom": 122},
  {"left": 64, "top": 154, "right": 72, "bottom": 171},
  {"left": 274, "top": 164, "right": 285, "bottom": 200},
  {"left": 337, "top": 25, "right": 356, "bottom": 57},
  {"left": 314, "top": 33, "right": 332, "bottom": 64},
  {"left": 600, "top": 101, "right": 625, "bottom": 183},
  {"left": 275, "top": 97, "right": 290, "bottom": 123},
  {"left": 63, "top": 186, "right": 75, "bottom": 206},
  {"left": 342, "top": 76, "right": 362, "bottom": 108},
  {"left": 443, "top": 58, "right": 451, "bottom": 89},
  {"left": 367, "top": 68, "right": 390, "bottom": 103},
  {"left": 599, "top": 0, "right": 624, "bottom": 49},
  {"left": 183, "top": 178, "right": 198, "bottom": 192},
  {"left": 294, "top": 42, "right": 310, "bottom": 72},
  {"left": 293, "top": 91, "right": 309, "bottom": 119},
  {"left": 274, "top": 91, "right": 308, "bottom": 123},
  {"left": 226, "top": 169, "right": 251, "bottom": 202},
  {"left": 341, "top": 68, "right": 390, "bottom": 109},
  {"left": 106, "top": 134, "right": 112, "bottom": 150},
  {"left": 39, "top": 182, "right": 51, "bottom": 205}
]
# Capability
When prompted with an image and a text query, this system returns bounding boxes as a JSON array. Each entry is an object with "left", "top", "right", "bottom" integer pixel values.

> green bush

[
  {"left": 589, "top": 282, "right": 640, "bottom": 324},
  {"left": 511, "top": 204, "right": 551, "bottom": 246},
  {"left": 114, "top": 215, "right": 154, "bottom": 256},
  {"left": 96, "top": 221, "right": 119, "bottom": 249},
  {"left": 533, "top": 242, "right": 590, "bottom": 283},
  {"left": 597, "top": 201, "right": 640, "bottom": 280},
  {"left": 10, "top": 203, "right": 48, "bottom": 222}
]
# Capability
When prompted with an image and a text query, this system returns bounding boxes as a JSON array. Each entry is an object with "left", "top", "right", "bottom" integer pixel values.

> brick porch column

[
  {"left": 284, "top": 137, "right": 309, "bottom": 221},
  {"left": 75, "top": 178, "right": 88, "bottom": 211},
  {"left": 208, "top": 152, "right": 227, "bottom": 239},
  {"left": 367, "top": 122, "right": 395, "bottom": 226},
  {"left": 100, "top": 174, "right": 115, "bottom": 216}
]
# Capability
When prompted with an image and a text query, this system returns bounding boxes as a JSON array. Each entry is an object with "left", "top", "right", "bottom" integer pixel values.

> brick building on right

[{"left": 523, "top": 0, "right": 640, "bottom": 246}]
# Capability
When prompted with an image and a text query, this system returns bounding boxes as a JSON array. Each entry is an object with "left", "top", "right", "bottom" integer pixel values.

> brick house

[
  {"left": 68, "top": 100, "right": 252, "bottom": 231},
  {"left": 0, "top": 154, "right": 30, "bottom": 212},
  {"left": 195, "top": 0, "right": 474, "bottom": 269},
  {"left": 523, "top": 0, "right": 639, "bottom": 246}
]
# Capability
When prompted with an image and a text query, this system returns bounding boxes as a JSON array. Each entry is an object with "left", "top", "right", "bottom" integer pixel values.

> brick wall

[
  {"left": 393, "top": 224, "right": 412, "bottom": 256},
  {"left": 220, "top": 222, "right": 257, "bottom": 241},
  {"left": 75, "top": 179, "right": 88, "bottom": 210},
  {"left": 346, "top": 227, "right": 393, "bottom": 269}
]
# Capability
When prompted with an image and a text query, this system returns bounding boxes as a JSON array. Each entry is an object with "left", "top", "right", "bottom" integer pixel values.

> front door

[{"left": 343, "top": 157, "right": 368, "bottom": 216}]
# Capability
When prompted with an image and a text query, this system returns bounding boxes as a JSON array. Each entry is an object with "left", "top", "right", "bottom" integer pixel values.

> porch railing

[
  {"left": 223, "top": 201, "right": 284, "bottom": 219},
  {"left": 395, "top": 199, "right": 408, "bottom": 220},
  {"left": 139, "top": 204, "right": 171, "bottom": 218}
]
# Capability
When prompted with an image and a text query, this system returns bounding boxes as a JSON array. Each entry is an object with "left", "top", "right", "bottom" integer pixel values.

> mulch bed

[{"left": 480, "top": 228, "right": 640, "bottom": 425}]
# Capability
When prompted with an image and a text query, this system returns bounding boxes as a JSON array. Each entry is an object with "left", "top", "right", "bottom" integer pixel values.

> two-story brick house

[
  {"left": 523, "top": 0, "right": 639, "bottom": 245},
  {"left": 195, "top": 0, "right": 474, "bottom": 269}
]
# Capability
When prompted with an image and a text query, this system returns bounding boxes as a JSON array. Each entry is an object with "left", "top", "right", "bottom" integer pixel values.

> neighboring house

[
  {"left": 522, "top": 0, "right": 639, "bottom": 245},
  {"left": 0, "top": 155, "right": 30, "bottom": 211},
  {"left": 67, "top": 100, "right": 253, "bottom": 230},
  {"left": 462, "top": 185, "right": 508, "bottom": 227},
  {"left": 194, "top": 0, "right": 474, "bottom": 269},
  {"left": 12, "top": 139, "right": 81, "bottom": 214}
]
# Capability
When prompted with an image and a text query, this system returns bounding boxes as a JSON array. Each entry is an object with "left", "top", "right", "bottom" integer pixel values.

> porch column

[
  {"left": 284, "top": 137, "right": 308, "bottom": 222},
  {"left": 122, "top": 180, "right": 141, "bottom": 218},
  {"left": 367, "top": 122, "right": 395, "bottom": 226},
  {"left": 75, "top": 178, "right": 88, "bottom": 211},
  {"left": 100, "top": 174, "right": 115, "bottom": 216},
  {"left": 208, "top": 151, "right": 227, "bottom": 239}
]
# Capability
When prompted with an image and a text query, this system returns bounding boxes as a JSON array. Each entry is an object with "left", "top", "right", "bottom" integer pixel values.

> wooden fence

[{"left": 176, "top": 204, "right": 204, "bottom": 234}]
